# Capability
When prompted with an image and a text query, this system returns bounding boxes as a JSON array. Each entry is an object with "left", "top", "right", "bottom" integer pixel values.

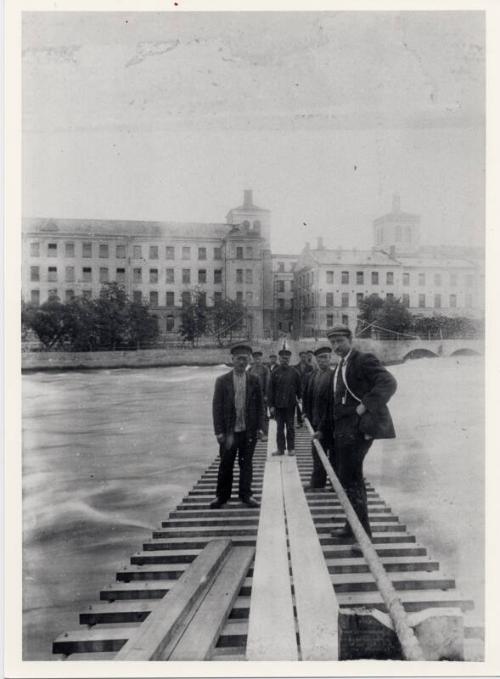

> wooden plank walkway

[{"left": 52, "top": 425, "right": 482, "bottom": 660}]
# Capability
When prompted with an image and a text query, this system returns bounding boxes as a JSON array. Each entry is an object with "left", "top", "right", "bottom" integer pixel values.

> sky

[{"left": 22, "top": 11, "right": 485, "bottom": 254}]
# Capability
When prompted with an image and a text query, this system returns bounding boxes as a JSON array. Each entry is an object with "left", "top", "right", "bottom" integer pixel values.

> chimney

[
  {"left": 317, "top": 236, "right": 324, "bottom": 250},
  {"left": 243, "top": 189, "right": 253, "bottom": 207},
  {"left": 392, "top": 193, "right": 401, "bottom": 213}
]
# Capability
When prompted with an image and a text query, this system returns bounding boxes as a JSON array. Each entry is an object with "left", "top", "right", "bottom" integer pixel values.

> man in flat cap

[
  {"left": 268, "top": 348, "right": 302, "bottom": 456},
  {"left": 248, "top": 350, "right": 270, "bottom": 440},
  {"left": 268, "top": 353, "right": 278, "bottom": 372},
  {"left": 302, "top": 345, "right": 333, "bottom": 490},
  {"left": 211, "top": 344, "right": 265, "bottom": 509},
  {"left": 293, "top": 350, "right": 314, "bottom": 429},
  {"left": 316, "top": 325, "right": 397, "bottom": 545}
]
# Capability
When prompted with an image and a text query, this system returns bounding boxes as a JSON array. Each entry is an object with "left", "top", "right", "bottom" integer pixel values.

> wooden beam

[
  {"left": 282, "top": 457, "right": 339, "bottom": 660},
  {"left": 246, "top": 420, "right": 298, "bottom": 660},
  {"left": 169, "top": 546, "right": 255, "bottom": 660},
  {"left": 114, "top": 538, "right": 231, "bottom": 660}
]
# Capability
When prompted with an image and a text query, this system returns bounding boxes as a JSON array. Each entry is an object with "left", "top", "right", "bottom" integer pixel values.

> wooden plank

[
  {"left": 53, "top": 627, "right": 134, "bottom": 655},
  {"left": 114, "top": 538, "right": 231, "bottom": 660},
  {"left": 169, "top": 546, "right": 255, "bottom": 660},
  {"left": 282, "top": 456, "right": 339, "bottom": 660},
  {"left": 246, "top": 420, "right": 298, "bottom": 660}
]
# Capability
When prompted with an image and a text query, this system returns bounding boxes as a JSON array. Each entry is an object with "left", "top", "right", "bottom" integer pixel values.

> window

[
  {"left": 150, "top": 291, "right": 158, "bottom": 306},
  {"left": 198, "top": 247, "right": 207, "bottom": 260},
  {"left": 30, "top": 266, "right": 39, "bottom": 282},
  {"left": 214, "top": 269, "right": 222, "bottom": 284},
  {"left": 236, "top": 269, "right": 243, "bottom": 284},
  {"left": 434, "top": 273, "right": 442, "bottom": 286},
  {"left": 82, "top": 242, "right": 92, "bottom": 258},
  {"left": 278, "top": 298, "right": 284, "bottom": 308},
  {"left": 30, "top": 290, "right": 40, "bottom": 305},
  {"left": 214, "top": 247, "right": 222, "bottom": 260},
  {"left": 386, "top": 272, "right": 394, "bottom": 285},
  {"left": 82, "top": 267, "right": 92, "bottom": 282},
  {"left": 65, "top": 266, "right": 75, "bottom": 282},
  {"left": 149, "top": 246, "right": 158, "bottom": 260},
  {"left": 165, "top": 268, "right": 174, "bottom": 283},
  {"left": 116, "top": 244, "right": 126, "bottom": 259},
  {"left": 466, "top": 275, "right": 474, "bottom": 288},
  {"left": 242, "top": 220, "right": 250, "bottom": 228},
  {"left": 450, "top": 273, "right": 458, "bottom": 286},
  {"left": 166, "top": 246, "right": 175, "bottom": 260},
  {"left": 403, "top": 272, "right": 410, "bottom": 286},
  {"left": 278, "top": 262, "right": 285, "bottom": 273},
  {"left": 386, "top": 293, "right": 394, "bottom": 302},
  {"left": 30, "top": 242, "right": 40, "bottom": 257},
  {"left": 326, "top": 314, "right": 334, "bottom": 327},
  {"left": 182, "top": 269, "right": 191, "bottom": 284},
  {"left": 182, "top": 246, "right": 190, "bottom": 260},
  {"left": 236, "top": 247, "right": 243, "bottom": 259},
  {"left": 99, "top": 267, "right": 109, "bottom": 283},
  {"left": 465, "top": 294, "right": 472, "bottom": 307},
  {"left": 99, "top": 244, "right": 109, "bottom": 258},
  {"left": 277, "top": 280, "right": 285, "bottom": 293},
  {"left": 405, "top": 226, "right": 412, "bottom": 242},
  {"left": 48, "top": 243, "right": 57, "bottom": 257},
  {"left": 236, "top": 291, "right": 243, "bottom": 303},
  {"left": 133, "top": 268, "right": 142, "bottom": 283},
  {"left": 166, "top": 315, "right": 175, "bottom": 331},
  {"left": 341, "top": 271, "right": 349, "bottom": 284},
  {"left": 356, "top": 293, "right": 364, "bottom": 306},
  {"left": 371, "top": 271, "right": 379, "bottom": 285},
  {"left": 246, "top": 247, "right": 253, "bottom": 258},
  {"left": 341, "top": 292, "right": 349, "bottom": 307},
  {"left": 198, "top": 269, "right": 207, "bottom": 284},
  {"left": 214, "top": 291, "right": 222, "bottom": 304},
  {"left": 245, "top": 269, "right": 253, "bottom": 284},
  {"left": 418, "top": 294, "right": 426, "bottom": 308},
  {"left": 133, "top": 290, "right": 142, "bottom": 303},
  {"left": 48, "top": 266, "right": 58, "bottom": 282},
  {"left": 65, "top": 290, "right": 74, "bottom": 303},
  {"left": 434, "top": 294, "right": 442, "bottom": 308},
  {"left": 356, "top": 271, "right": 364, "bottom": 285},
  {"left": 198, "top": 292, "right": 207, "bottom": 306},
  {"left": 116, "top": 268, "right": 125, "bottom": 284},
  {"left": 166, "top": 291, "right": 175, "bottom": 306},
  {"left": 342, "top": 314, "right": 349, "bottom": 326},
  {"left": 326, "top": 292, "right": 334, "bottom": 307},
  {"left": 65, "top": 242, "right": 74, "bottom": 257},
  {"left": 246, "top": 291, "right": 254, "bottom": 304},
  {"left": 182, "top": 291, "right": 191, "bottom": 306},
  {"left": 326, "top": 271, "right": 334, "bottom": 284},
  {"left": 418, "top": 273, "right": 426, "bottom": 286},
  {"left": 150, "top": 268, "right": 158, "bottom": 283},
  {"left": 82, "top": 290, "right": 92, "bottom": 300},
  {"left": 402, "top": 293, "right": 410, "bottom": 307},
  {"left": 450, "top": 294, "right": 457, "bottom": 308},
  {"left": 133, "top": 245, "right": 142, "bottom": 259}
]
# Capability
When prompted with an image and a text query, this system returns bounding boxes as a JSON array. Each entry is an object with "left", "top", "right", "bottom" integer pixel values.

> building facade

[{"left": 271, "top": 254, "right": 298, "bottom": 337}]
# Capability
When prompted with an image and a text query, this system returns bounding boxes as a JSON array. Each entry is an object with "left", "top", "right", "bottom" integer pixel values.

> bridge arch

[
  {"left": 402, "top": 348, "right": 439, "bottom": 361},
  {"left": 450, "top": 348, "right": 481, "bottom": 357}
]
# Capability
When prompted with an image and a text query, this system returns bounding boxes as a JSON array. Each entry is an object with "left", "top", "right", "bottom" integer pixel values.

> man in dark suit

[
  {"left": 268, "top": 348, "right": 301, "bottom": 456},
  {"left": 293, "top": 350, "right": 314, "bottom": 428},
  {"left": 268, "top": 353, "right": 278, "bottom": 372},
  {"left": 302, "top": 345, "right": 333, "bottom": 490},
  {"left": 211, "top": 344, "right": 265, "bottom": 509},
  {"left": 316, "top": 325, "right": 397, "bottom": 543},
  {"left": 248, "top": 350, "right": 270, "bottom": 440}
]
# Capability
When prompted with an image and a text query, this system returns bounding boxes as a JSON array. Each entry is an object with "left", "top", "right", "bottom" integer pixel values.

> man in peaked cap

[
  {"left": 211, "top": 344, "right": 265, "bottom": 509},
  {"left": 315, "top": 324, "right": 397, "bottom": 549},
  {"left": 293, "top": 350, "right": 314, "bottom": 428},
  {"left": 248, "top": 350, "right": 270, "bottom": 440},
  {"left": 302, "top": 345, "right": 334, "bottom": 491},
  {"left": 268, "top": 348, "right": 301, "bottom": 456}
]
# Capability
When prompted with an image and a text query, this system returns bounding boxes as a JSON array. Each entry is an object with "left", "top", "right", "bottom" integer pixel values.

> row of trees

[
  {"left": 178, "top": 290, "right": 248, "bottom": 346},
  {"left": 22, "top": 283, "right": 159, "bottom": 351},
  {"left": 356, "top": 294, "right": 484, "bottom": 339}
]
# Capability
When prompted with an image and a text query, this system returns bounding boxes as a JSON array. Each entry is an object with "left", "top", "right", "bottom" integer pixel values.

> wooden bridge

[{"left": 53, "top": 421, "right": 483, "bottom": 662}]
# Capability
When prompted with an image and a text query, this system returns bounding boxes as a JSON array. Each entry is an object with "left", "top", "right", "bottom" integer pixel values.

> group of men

[{"left": 210, "top": 325, "right": 397, "bottom": 548}]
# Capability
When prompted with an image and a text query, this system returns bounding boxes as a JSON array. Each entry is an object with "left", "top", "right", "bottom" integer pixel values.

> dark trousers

[
  {"left": 334, "top": 419, "right": 374, "bottom": 537},
  {"left": 275, "top": 406, "right": 296, "bottom": 452},
  {"left": 310, "top": 441, "right": 337, "bottom": 488},
  {"left": 216, "top": 431, "right": 256, "bottom": 502},
  {"left": 296, "top": 402, "right": 303, "bottom": 425}
]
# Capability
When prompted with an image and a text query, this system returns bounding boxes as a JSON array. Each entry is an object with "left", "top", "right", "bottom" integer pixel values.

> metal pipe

[{"left": 301, "top": 413, "right": 425, "bottom": 661}]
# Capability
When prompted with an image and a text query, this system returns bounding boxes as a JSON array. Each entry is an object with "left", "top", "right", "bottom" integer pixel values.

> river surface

[{"left": 22, "top": 357, "right": 484, "bottom": 659}]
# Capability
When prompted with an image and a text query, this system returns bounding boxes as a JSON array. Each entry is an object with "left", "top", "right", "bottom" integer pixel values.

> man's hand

[
  {"left": 312, "top": 430, "right": 323, "bottom": 440},
  {"left": 216, "top": 433, "right": 225, "bottom": 444},
  {"left": 269, "top": 407, "right": 276, "bottom": 418},
  {"left": 356, "top": 403, "right": 367, "bottom": 416},
  {"left": 257, "top": 429, "right": 264, "bottom": 440}
]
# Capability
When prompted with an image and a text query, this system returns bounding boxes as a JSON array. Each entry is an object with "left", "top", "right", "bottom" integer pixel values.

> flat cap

[
  {"left": 278, "top": 349, "right": 292, "bottom": 357},
  {"left": 230, "top": 343, "right": 253, "bottom": 356},
  {"left": 252, "top": 350, "right": 263, "bottom": 357},
  {"left": 326, "top": 324, "right": 352, "bottom": 339},
  {"left": 314, "top": 345, "right": 332, "bottom": 356}
]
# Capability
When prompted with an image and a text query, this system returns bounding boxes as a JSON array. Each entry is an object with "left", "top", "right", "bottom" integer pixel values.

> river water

[{"left": 22, "top": 356, "right": 484, "bottom": 659}]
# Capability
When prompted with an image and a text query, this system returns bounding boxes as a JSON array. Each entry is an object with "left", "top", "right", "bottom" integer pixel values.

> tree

[
  {"left": 178, "top": 289, "right": 208, "bottom": 347},
  {"left": 22, "top": 297, "right": 71, "bottom": 349},
  {"left": 128, "top": 301, "right": 159, "bottom": 348},
  {"left": 94, "top": 283, "right": 130, "bottom": 349},
  {"left": 357, "top": 294, "right": 413, "bottom": 338},
  {"left": 207, "top": 298, "right": 247, "bottom": 346}
]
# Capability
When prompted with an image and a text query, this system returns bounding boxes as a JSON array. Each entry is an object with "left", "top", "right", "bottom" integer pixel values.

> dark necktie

[{"left": 334, "top": 358, "right": 345, "bottom": 403}]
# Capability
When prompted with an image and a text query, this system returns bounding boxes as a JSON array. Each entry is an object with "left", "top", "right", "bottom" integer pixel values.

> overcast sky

[{"left": 22, "top": 11, "right": 484, "bottom": 254}]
